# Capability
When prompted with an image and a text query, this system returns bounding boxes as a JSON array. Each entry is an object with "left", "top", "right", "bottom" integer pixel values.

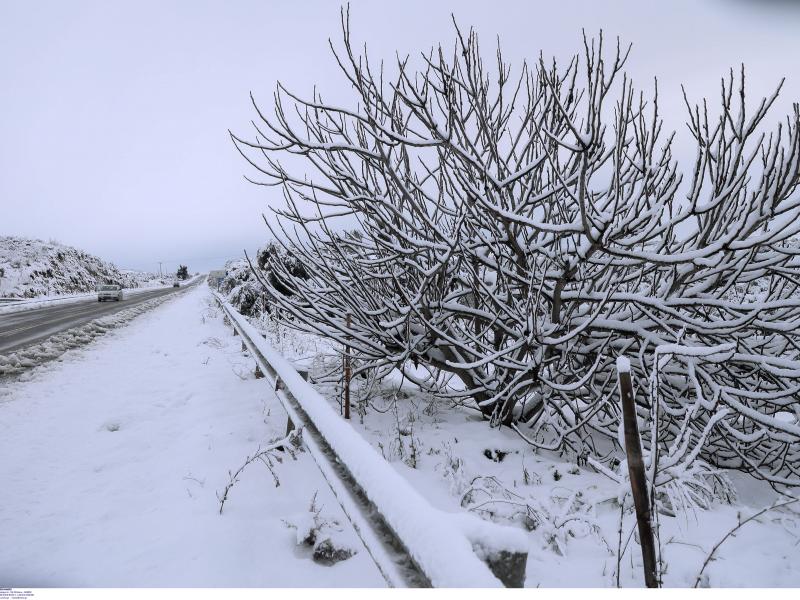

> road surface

[{"left": 0, "top": 281, "right": 200, "bottom": 354}]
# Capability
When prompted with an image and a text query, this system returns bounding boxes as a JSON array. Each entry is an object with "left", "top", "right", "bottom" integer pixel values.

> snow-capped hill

[{"left": 0, "top": 236, "right": 151, "bottom": 298}]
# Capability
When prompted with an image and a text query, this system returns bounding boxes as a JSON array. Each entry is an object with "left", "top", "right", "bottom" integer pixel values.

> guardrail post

[
  {"left": 285, "top": 369, "right": 309, "bottom": 436},
  {"left": 344, "top": 313, "right": 351, "bottom": 420},
  {"left": 483, "top": 550, "right": 527, "bottom": 588},
  {"left": 270, "top": 378, "right": 292, "bottom": 451},
  {"left": 617, "top": 356, "right": 659, "bottom": 588}
]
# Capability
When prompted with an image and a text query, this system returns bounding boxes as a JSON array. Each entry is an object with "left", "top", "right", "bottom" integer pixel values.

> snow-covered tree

[
  {"left": 221, "top": 243, "right": 309, "bottom": 317},
  {"left": 233, "top": 16, "right": 800, "bottom": 486}
]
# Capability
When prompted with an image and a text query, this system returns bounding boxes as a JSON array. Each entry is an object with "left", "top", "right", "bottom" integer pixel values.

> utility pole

[{"left": 158, "top": 262, "right": 163, "bottom": 277}]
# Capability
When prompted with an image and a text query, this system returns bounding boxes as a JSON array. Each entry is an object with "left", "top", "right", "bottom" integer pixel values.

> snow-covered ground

[
  {"left": 243, "top": 310, "right": 800, "bottom": 588},
  {"left": 2, "top": 283, "right": 798, "bottom": 588},
  {"left": 0, "top": 285, "right": 384, "bottom": 587}
]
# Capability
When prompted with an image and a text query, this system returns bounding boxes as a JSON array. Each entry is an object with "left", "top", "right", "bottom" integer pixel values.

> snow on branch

[{"left": 232, "top": 14, "right": 800, "bottom": 487}]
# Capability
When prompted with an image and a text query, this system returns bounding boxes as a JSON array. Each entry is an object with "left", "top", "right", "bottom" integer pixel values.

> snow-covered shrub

[
  {"left": 587, "top": 350, "right": 742, "bottom": 513},
  {"left": 219, "top": 258, "right": 265, "bottom": 317},
  {"left": 283, "top": 492, "right": 357, "bottom": 565},
  {"left": 233, "top": 18, "right": 800, "bottom": 486},
  {"left": 436, "top": 442, "right": 468, "bottom": 496},
  {"left": 460, "top": 475, "right": 611, "bottom": 557},
  {"left": 219, "top": 243, "right": 308, "bottom": 318},
  {"left": 217, "top": 431, "right": 302, "bottom": 514},
  {"left": 381, "top": 406, "right": 422, "bottom": 468}
]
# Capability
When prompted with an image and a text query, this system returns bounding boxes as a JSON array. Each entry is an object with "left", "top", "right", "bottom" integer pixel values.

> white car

[{"left": 97, "top": 284, "right": 123, "bottom": 302}]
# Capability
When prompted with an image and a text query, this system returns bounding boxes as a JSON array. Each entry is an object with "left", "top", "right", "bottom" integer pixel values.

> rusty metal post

[
  {"left": 344, "top": 313, "right": 351, "bottom": 420},
  {"left": 617, "top": 356, "right": 658, "bottom": 588}
]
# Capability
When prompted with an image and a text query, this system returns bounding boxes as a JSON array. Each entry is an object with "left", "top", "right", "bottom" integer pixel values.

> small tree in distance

[
  {"left": 176, "top": 265, "right": 189, "bottom": 280},
  {"left": 233, "top": 13, "right": 800, "bottom": 487}
]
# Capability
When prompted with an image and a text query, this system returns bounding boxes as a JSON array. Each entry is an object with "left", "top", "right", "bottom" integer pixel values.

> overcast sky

[{"left": 2, "top": 0, "right": 799, "bottom": 273}]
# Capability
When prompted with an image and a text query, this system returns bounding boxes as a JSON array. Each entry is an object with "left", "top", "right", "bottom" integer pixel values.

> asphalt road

[{"left": 0, "top": 281, "right": 199, "bottom": 355}]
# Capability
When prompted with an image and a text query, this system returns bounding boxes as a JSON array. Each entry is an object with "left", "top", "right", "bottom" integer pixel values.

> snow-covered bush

[
  {"left": 219, "top": 243, "right": 308, "bottom": 318},
  {"left": 283, "top": 492, "right": 358, "bottom": 565},
  {"left": 217, "top": 430, "right": 302, "bottom": 514},
  {"left": 460, "top": 475, "right": 611, "bottom": 557},
  {"left": 233, "top": 17, "right": 800, "bottom": 486},
  {"left": 219, "top": 258, "right": 266, "bottom": 317}
]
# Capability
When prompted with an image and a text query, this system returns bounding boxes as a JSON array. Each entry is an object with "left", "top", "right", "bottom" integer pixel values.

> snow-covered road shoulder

[
  {"left": 0, "top": 285, "right": 383, "bottom": 587},
  {"left": 0, "top": 291, "right": 182, "bottom": 376}
]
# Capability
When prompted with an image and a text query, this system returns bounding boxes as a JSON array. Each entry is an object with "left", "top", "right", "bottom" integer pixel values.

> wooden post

[
  {"left": 233, "top": 327, "right": 238, "bottom": 336},
  {"left": 344, "top": 313, "right": 351, "bottom": 420},
  {"left": 617, "top": 356, "right": 659, "bottom": 588},
  {"left": 254, "top": 364, "right": 264, "bottom": 379},
  {"left": 241, "top": 340, "right": 247, "bottom": 352}
]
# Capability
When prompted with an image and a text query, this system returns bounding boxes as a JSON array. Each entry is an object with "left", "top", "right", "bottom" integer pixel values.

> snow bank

[
  {"left": 0, "top": 275, "right": 203, "bottom": 316},
  {"left": 217, "top": 295, "right": 527, "bottom": 587},
  {"left": 0, "top": 292, "right": 183, "bottom": 376}
]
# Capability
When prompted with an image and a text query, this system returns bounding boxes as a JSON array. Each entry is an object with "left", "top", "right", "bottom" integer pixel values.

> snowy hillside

[{"left": 0, "top": 236, "right": 157, "bottom": 298}]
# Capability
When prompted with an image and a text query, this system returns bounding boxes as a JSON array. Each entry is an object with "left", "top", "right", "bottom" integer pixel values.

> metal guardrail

[{"left": 214, "top": 293, "right": 528, "bottom": 588}]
